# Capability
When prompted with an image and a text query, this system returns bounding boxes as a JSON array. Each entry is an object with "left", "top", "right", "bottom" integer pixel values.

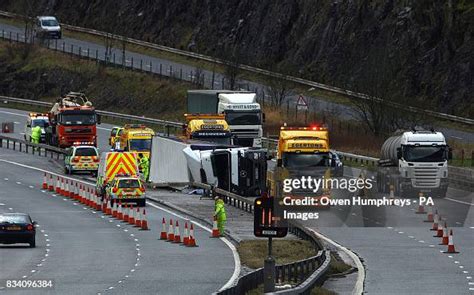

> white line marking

[
  {"left": 0, "top": 110, "right": 28, "bottom": 117},
  {"left": 307, "top": 228, "right": 365, "bottom": 295},
  {"left": 445, "top": 198, "right": 474, "bottom": 206},
  {"left": 146, "top": 201, "right": 241, "bottom": 291}
]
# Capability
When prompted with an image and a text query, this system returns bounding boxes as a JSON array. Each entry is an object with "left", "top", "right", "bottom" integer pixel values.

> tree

[
  {"left": 218, "top": 44, "right": 245, "bottom": 90},
  {"left": 265, "top": 74, "right": 294, "bottom": 107}
]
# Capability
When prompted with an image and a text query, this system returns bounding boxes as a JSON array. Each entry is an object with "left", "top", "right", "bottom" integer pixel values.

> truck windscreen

[
  {"left": 32, "top": 119, "right": 48, "bottom": 127},
  {"left": 129, "top": 139, "right": 152, "bottom": 151},
  {"left": 225, "top": 112, "right": 261, "bottom": 125},
  {"left": 404, "top": 146, "right": 447, "bottom": 162},
  {"left": 60, "top": 112, "right": 96, "bottom": 125},
  {"left": 283, "top": 153, "right": 330, "bottom": 168}
]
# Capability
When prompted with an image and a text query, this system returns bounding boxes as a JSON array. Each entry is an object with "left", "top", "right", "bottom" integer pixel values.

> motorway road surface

[
  {"left": 1, "top": 108, "right": 474, "bottom": 294},
  {"left": 0, "top": 19, "right": 473, "bottom": 143},
  {"left": 0, "top": 148, "right": 236, "bottom": 294}
]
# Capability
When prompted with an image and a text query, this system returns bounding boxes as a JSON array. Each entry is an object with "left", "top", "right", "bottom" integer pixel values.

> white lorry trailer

[
  {"left": 377, "top": 129, "right": 451, "bottom": 198},
  {"left": 187, "top": 90, "right": 263, "bottom": 147}
]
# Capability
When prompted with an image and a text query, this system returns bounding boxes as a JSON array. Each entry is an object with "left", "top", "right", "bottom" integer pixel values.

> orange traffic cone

[
  {"left": 416, "top": 193, "right": 425, "bottom": 214},
  {"left": 183, "top": 222, "right": 189, "bottom": 245},
  {"left": 167, "top": 219, "right": 174, "bottom": 241},
  {"left": 96, "top": 194, "right": 102, "bottom": 212},
  {"left": 106, "top": 198, "right": 112, "bottom": 215},
  {"left": 60, "top": 178, "right": 65, "bottom": 196},
  {"left": 440, "top": 222, "right": 449, "bottom": 245},
  {"left": 424, "top": 205, "right": 434, "bottom": 222},
  {"left": 48, "top": 175, "right": 54, "bottom": 191},
  {"left": 69, "top": 182, "right": 75, "bottom": 199},
  {"left": 123, "top": 203, "right": 129, "bottom": 222},
  {"left": 135, "top": 207, "right": 142, "bottom": 227},
  {"left": 430, "top": 210, "right": 439, "bottom": 231},
  {"left": 444, "top": 230, "right": 459, "bottom": 254},
  {"left": 128, "top": 204, "right": 135, "bottom": 225},
  {"left": 187, "top": 223, "right": 197, "bottom": 247},
  {"left": 55, "top": 176, "right": 61, "bottom": 194},
  {"left": 140, "top": 209, "right": 149, "bottom": 230},
  {"left": 117, "top": 202, "right": 123, "bottom": 219},
  {"left": 73, "top": 183, "right": 79, "bottom": 200},
  {"left": 211, "top": 218, "right": 220, "bottom": 238},
  {"left": 112, "top": 201, "right": 118, "bottom": 218},
  {"left": 174, "top": 220, "right": 181, "bottom": 243},
  {"left": 160, "top": 218, "right": 167, "bottom": 240},
  {"left": 434, "top": 220, "right": 444, "bottom": 237},
  {"left": 42, "top": 173, "right": 48, "bottom": 189},
  {"left": 102, "top": 194, "right": 107, "bottom": 212}
]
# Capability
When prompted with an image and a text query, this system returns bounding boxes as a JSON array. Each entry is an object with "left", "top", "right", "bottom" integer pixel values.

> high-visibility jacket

[
  {"left": 214, "top": 199, "right": 226, "bottom": 221},
  {"left": 31, "top": 126, "right": 42, "bottom": 141}
]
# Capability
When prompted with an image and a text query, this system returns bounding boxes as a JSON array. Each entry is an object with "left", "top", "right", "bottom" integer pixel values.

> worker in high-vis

[
  {"left": 138, "top": 154, "right": 150, "bottom": 182},
  {"left": 214, "top": 196, "right": 227, "bottom": 236},
  {"left": 31, "top": 125, "right": 42, "bottom": 147}
]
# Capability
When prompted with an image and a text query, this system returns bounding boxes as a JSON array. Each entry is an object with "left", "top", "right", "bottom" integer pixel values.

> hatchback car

[{"left": 0, "top": 213, "right": 36, "bottom": 248}]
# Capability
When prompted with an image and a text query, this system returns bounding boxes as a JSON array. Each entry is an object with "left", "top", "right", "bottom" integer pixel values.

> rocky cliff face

[{"left": 1, "top": 0, "right": 472, "bottom": 117}]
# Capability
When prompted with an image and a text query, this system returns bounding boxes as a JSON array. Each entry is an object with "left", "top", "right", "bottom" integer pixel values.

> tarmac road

[{"left": 0, "top": 148, "right": 236, "bottom": 294}]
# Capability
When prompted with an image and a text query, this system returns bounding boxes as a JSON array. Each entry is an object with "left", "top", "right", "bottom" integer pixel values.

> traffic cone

[
  {"left": 96, "top": 194, "right": 102, "bottom": 211},
  {"left": 69, "top": 182, "right": 75, "bottom": 199},
  {"left": 440, "top": 222, "right": 449, "bottom": 245},
  {"left": 183, "top": 222, "right": 189, "bottom": 245},
  {"left": 167, "top": 219, "right": 174, "bottom": 241},
  {"left": 174, "top": 220, "right": 181, "bottom": 243},
  {"left": 123, "top": 203, "right": 129, "bottom": 222},
  {"left": 84, "top": 187, "right": 90, "bottom": 206},
  {"left": 60, "top": 178, "right": 65, "bottom": 196},
  {"left": 106, "top": 198, "right": 112, "bottom": 215},
  {"left": 112, "top": 201, "right": 118, "bottom": 218},
  {"left": 65, "top": 179, "right": 71, "bottom": 197},
  {"left": 128, "top": 204, "right": 135, "bottom": 225},
  {"left": 160, "top": 218, "right": 167, "bottom": 240},
  {"left": 187, "top": 223, "right": 197, "bottom": 247},
  {"left": 443, "top": 230, "right": 459, "bottom": 254},
  {"left": 55, "top": 176, "right": 61, "bottom": 194},
  {"left": 211, "top": 219, "right": 220, "bottom": 238},
  {"left": 424, "top": 205, "right": 434, "bottom": 222},
  {"left": 42, "top": 173, "right": 48, "bottom": 189},
  {"left": 48, "top": 175, "right": 54, "bottom": 191},
  {"left": 73, "top": 183, "right": 79, "bottom": 200},
  {"left": 140, "top": 209, "right": 149, "bottom": 230},
  {"left": 389, "top": 185, "right": 395, "bottom": 199},
  {"left": 430, "top": 210, "right": 439, "bottom": 231},
  {"left": 102, "top": 194, "right": 107, "bottom": 212},
  {"left": 117, "top": 202, "right": 123, "bottom": 219},
  {"left": 416, "top": 193, "right": 425, "bottom": 214},
  {"left": 135, "top": 207, "right": 141, "bottom": 227},
  {"left": 434, "top": 220, "right": 443, "bottom": 237}
]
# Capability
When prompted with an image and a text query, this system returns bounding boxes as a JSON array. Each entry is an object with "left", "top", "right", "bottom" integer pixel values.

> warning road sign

[{"left": 296, "top": 95, "right": 308, "bottom": 111}]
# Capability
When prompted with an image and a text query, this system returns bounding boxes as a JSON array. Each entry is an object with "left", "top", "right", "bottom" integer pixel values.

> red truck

[{"left": 45, "top": 92, "right": 101, "bottom": 148}]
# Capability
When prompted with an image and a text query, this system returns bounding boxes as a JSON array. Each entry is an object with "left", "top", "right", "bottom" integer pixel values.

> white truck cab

[
  {"left": 34, "top": 16, "right": 62, "bottom": 39},
  {"left": 24, "top": 113, "right": 49, "bottom": 143},
  {"left": 217, "top": 93, "right": 263, "bottom": 147}
]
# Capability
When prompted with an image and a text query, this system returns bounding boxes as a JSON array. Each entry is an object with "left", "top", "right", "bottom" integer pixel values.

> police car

[
  {"left": 64, "top": 143, "right": 99, "bottom": 175},
  {"left": 24, "top": 113, "right": 49, "bottom": 143},
  {"left": 106, "top": 175, "right": 146, "bottom": 207}
]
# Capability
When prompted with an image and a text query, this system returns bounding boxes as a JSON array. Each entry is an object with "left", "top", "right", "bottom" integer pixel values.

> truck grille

[
  {"left": 231, "top": 129, "right": 259, "bottom": 138},
  {"left": 412, "top": 167, "right": 440, "bottom": 188},
  {"left": 66, "top": 128, "right": 92, "bottom": 133}
]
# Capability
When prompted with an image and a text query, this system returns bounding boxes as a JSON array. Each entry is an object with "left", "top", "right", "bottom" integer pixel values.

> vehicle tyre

[
  {"left": 29, "top": 237, "right": 36, "bottom": 248},
  {"left": 139, "top": 199, "right": 146, "bottom": 207}
]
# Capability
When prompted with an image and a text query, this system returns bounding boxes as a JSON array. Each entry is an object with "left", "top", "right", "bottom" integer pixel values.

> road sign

[
  {"left": 296, "top": 95, "right": 308, "bottom": 111},
  {"left": 254, "top": 197, "right": 288, "bottom": 238}
]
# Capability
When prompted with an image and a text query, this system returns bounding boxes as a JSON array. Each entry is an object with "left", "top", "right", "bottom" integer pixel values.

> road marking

[
  {"left": 0, "top": 110, "right": 28, "bottom": 117},
  {"left": 445, "top": 198, "right": 474, "bottom": 206},
  {"left": 307, "top": 228, "right": 365, "bottom": 295},
  {"left": 0, "top": 203, "right": 4, "bottom": 206},
  {"left": 146, "top": 201, "right": 241, "bottom": 291}
]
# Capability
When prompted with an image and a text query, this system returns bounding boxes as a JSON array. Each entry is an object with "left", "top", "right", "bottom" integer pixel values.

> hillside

[{"left": 1, "top": 0, "right": 472, "bottom": 117}]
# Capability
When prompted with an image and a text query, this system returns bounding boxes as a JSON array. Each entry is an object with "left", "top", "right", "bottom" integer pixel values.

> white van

[{"left": 34, "top": 16, "right": 62, "bottom": 39}]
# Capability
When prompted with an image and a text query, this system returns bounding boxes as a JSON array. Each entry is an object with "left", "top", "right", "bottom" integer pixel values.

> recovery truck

[
  {"left": 377, "top": 129, "right": 451, "bottom": 198},
  {"left": 268, "top": 126, "right": 341, "bottom": 206},
  {"left": 187, "top": 90, "right": 263, "bottom": 147},
  {"left": 119, "top": 124, "right": 155, "bottom": 158},
  {"left": 45, "top": 92, "right": 100, "bottom": 148},
  {"left": 183, "top": 114, "right": 232, "bottom": 145},
  {"left": 96, "top": 151, "right": 146, "bottom": 207}
]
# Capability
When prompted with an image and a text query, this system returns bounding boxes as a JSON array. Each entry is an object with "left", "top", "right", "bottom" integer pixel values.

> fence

[{"left": 0, "top": 11, "right": 472, "bottom": 126}]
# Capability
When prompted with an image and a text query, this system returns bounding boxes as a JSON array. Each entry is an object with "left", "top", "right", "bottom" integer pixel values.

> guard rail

[
  {"left": 0, "top": 134, "right": 66, "bottom": 159},
  {"left": 0, "top": 10, "right": 472, "bottom": 125}
]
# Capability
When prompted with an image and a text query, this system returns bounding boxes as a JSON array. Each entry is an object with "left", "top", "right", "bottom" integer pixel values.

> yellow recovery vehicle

[
  {"left": 119, "top": 124, "right": 155, "bottom": 158},
  {"left": 268, "top": 126, "right": 340, "bottom": 207},
  {"left": 183, "top": 114, "right": 232, "bottom": 145}
]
